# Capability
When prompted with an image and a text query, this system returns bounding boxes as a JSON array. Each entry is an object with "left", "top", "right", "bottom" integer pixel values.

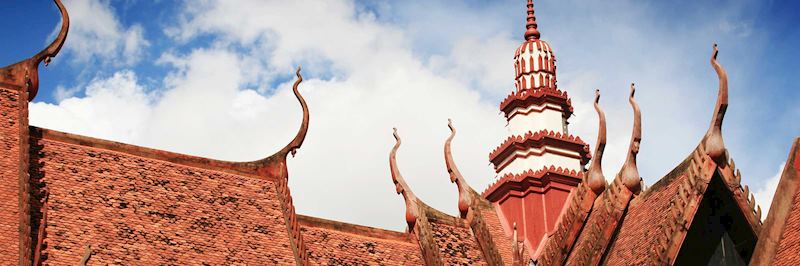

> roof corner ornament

[
  {"left": 703, "top": 43, "right": 729, "bottom": 166},
  {"left": 619, "top": 83, "right": 642, "bottom": 194},
  {"left": 0, "top": 0, "right": 69, "bottom": 101},
  {"left": 445, "top": 119, "right": 475, "bottom": 218},
  {"left": 78, "top": 244, "right": 92, "bottom": 266},
  {"left": 523, "top": 0, "right": 541, "bottom": 40},
  {"left": 389, "top": 128, "right": 419, "bottom": 229},
  {"left": 278, "top": 66, "right": 309, "bottom": 158},
  {"left": 586, "top": 89, "right": 608, "bottom": 194},
  {"left": 512, "top": 222, "right": 525, "bottom": 264}
]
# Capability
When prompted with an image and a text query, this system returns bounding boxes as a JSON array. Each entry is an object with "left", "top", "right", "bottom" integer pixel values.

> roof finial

[
  {"left": 524, "top": 0, "right": 541, "bottom": 40},
  {"left": 619, "top": 83, "right": 642, "bottom": 194},
  {"left": 278, "top": 66, "right": 309, "bottom": 158},
  {"left": 389, "top": 128, "right": 419, "bottom": 229},
  {"left": 0, "top": 0, "right": 70, "bottom": 101},
  {"left": 586, "top": 89, "right": 607, "bottom": 194},
  {"left": 445, "top": 119, "right": 476, "bottom": 218},
  {"left": 703, "top": 43, "right": 728, "bottom": 166},
  {"left": 512, "top": 222, "right": 525, "bottom": 264}
]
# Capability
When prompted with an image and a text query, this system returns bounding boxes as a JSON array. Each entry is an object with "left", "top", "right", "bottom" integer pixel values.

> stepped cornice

[
  {"left": 499, "top": 86, "right": 573, "bottom": 119},
  {"left": 482, "top": 166, "right": 583, "bottom": 201},
  {"left": 489, "top": 129, "right": 590, "bottom": 166}
]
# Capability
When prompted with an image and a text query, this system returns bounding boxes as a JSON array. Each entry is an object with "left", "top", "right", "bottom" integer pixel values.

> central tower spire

[{"left": 482, "top": 0, "right": 590, "bottom": 257}]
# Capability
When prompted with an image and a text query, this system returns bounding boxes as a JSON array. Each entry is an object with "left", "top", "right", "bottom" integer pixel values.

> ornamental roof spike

[
  {"left": 444, "top": 119, "right": 478, "bottom": 218},
  {"left": 524, "top": 0, "right": 541, "bottom": 40},
  {"left": 703, "top": 43, "right": 729, "bottom": 166},
  {"left": 618, "top": 83, "right": 643, "bottom": 194},
  {"left": 0, "top": 0, "right": 70, "bottom": 101},
  {"left": 277, "top": 66, "right": 309, "bottom": 158},
  {"left": 586, "top": 89, "right": 608, "bottom": 194},
  {"left": 388, "top": 128, "right": 419, "bottom": 229}
]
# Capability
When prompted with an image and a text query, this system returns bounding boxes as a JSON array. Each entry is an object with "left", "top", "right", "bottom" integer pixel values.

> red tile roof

[
  {"left": 752, "top": 138, "right": 800, "bottom": 265},
  {"left": 298, "top": 215, "right": 424, "bottom": 265}
]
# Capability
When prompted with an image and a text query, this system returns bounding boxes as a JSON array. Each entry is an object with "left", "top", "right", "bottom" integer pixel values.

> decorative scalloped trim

[
  {"left": 499, "top": 86, "right": 572, "bottom": 116},
  {"left": 489, "top": 129, "right": 589, "bottom": 164},
  {"left": 482, "top": 165, "right": 583, "bottom": 199}
]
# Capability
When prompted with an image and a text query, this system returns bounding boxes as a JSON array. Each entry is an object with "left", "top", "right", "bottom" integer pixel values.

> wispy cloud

[
  {"left": 55, "top": 0, "right": 149, "bottom": 66},
  {"left": 754, "top": 162, "right": 785, "bottom": 220}
]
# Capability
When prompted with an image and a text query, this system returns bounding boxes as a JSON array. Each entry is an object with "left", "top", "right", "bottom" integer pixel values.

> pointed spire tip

[{"left": 524, "top": 0, "right": 541, "bottom": 40}]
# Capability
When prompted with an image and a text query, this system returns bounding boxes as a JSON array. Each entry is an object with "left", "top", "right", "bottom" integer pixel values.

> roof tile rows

[{"left": 752, "top": 138, "right": 800, "bottom": 265}]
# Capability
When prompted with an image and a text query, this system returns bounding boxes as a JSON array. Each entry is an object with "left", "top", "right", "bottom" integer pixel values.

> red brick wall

[
  {"left": 0, "top": 86, "right": 29, "bottom": 265},
  {"left": 28, "top": 135, "right": 297, "bottom": 265}
]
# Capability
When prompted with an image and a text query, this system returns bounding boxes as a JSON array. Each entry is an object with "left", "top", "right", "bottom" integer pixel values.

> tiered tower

[{"left": 483, "top": 0, "right": 591, "bottom": 254}]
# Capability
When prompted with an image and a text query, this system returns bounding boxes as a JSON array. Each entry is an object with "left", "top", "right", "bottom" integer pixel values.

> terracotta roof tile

[
  {"left": 298, "top": 215, "right": 423, "bottom": 265},
  {"left": 603, "top": 175, "right": 686, "bottom": 264},
  {"left": 430, "top": 220, "right": 487, "bottom": 265},
  {"left": 773, "top": 190, "right": 800, "bottom": 264},
  {"left": 480, "top": 207, "right": 525, "bottom": 265},
  {"left": 759, "top": 138, "right": 800, "bottom": 265},
  {"left": 563, "top": 179, "right": 633, "bottom": 265}
]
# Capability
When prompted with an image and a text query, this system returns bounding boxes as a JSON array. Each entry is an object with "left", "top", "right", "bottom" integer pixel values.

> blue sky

[{"left": 1, "top": 0, "right": 798, "bottom": 231}]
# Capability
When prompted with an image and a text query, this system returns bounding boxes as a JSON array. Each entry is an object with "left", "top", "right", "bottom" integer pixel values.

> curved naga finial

[
  {"left": 278, "top": 66, "right": 309, "bottom": 158},
  {"left": 445, "top": 119, "right": 476, "bottom": 218},
  {"left": 37, "top": 0, "right": 70, "bottom": 68},
  {"left": 0, "top": 0, "right": 70, "bottom": 101},
  {"left": 703, "top": 44, "right": 728, "bottom": 166},
  {"left": 619, "top": 83, "right": 642, "bottom": 194},
  {"left": 585, "top": 89, "right": 607, "bottom": 194},
  {"left": 390, "top": 128, "right": 419, "bottom": 229},
  {"left": 523, "top": 0, "right": 541, "bottom": 40},
  {"left": 512, "top": 222, "right": 525, "bottom": 264}
]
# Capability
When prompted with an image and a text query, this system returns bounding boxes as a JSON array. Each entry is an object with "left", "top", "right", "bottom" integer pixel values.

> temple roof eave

[
  {"left": 482, "top": 166, "right": 583, "bottom": 202},
  {"left": 499, "top": 87, "right": 574, "bottom": 118},
  {"left": 489, "top": 130, "right": 590, "bottom": 166}
]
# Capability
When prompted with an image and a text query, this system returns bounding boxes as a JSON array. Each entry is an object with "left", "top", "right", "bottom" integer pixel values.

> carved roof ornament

[
  {"left": 445, "top": 119, "right": 479, "bottom": 218},
  {"left": 586, "top": 89, "right": 608, "bottom": 194},
  {"left": 0, "top": 0, "right": 69, "bottom": 101},
  {"left": 389, "top": 128, "right": 420, "bottom": 229},
  {"left": 78, "top": 245, "right": 92, "bottom": 266},
  {"left": 278, "top": 66, "right": 309, "bottom": 158},
  {"left": 619, "top": 83, "right": 642, "bottom": 194},
  {"left": 512, "top": 222, "right": 525, "bottom": 265},
  {"left": 523, "top": 0, "right": 541, "bottom": 40},
  {"left": 703, "top": 44, "right": 729, "bottom": 166}
]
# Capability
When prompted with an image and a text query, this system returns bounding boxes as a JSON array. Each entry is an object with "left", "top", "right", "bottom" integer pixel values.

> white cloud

[
  {"left": 753, "top": 163, "right": 785, "bottom": 220},
  {"left": 31, "top": 71, "right": 153, "bottom": 143},
  {"left": 55, "top": 0, "right": 149, "bottom": 65},
  {"left": 30, "top": 0, "right": 783, "bottom": 232}
]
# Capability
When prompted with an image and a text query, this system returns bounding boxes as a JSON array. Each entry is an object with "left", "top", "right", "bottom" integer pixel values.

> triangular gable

[{"left": 603, "top": 145, "right": 763, "bottom": 264}]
